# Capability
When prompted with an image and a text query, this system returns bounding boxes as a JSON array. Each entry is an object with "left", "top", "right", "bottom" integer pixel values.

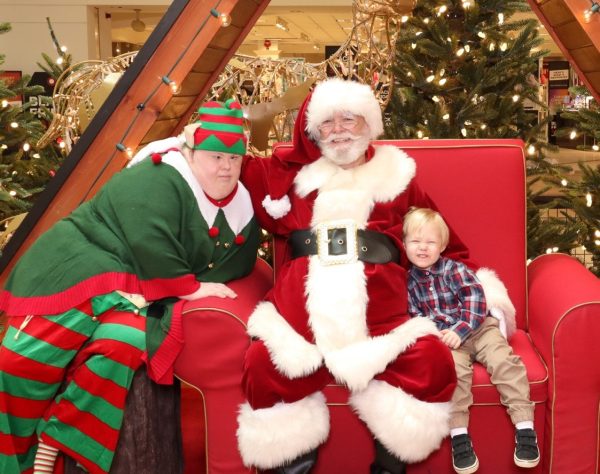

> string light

[
  {"left": 561, "top": 179, "right": 568, "bottom": 186},
  {"left": 569, "top": 130, "right": 577, "bottom": 140},
  {"left": 161, "top": 75, "right": 182, "bottom": 94},
  {"left": 593, "top": 144, "right": 599, "bottom": 151},
  {"left": 500, "top": 42, "right": 508, "bottom": 51},
  {"left": 426, "top": 74, "right": 435, "bottom": 82},
  {"left": 1, "top": 99, "right": 8, "bottom": 107},
  {"left": 22, "top": 143, "right": 30, "bottom": 152},
  {"left": 512, "top": 94, "right": 520, "bottom": 102},
  {"left": 586, "top": 192, "right": 592, "bottom": 207},
  {"left": 498, "top": 13, "right": 505, "bottom": 24},
  {"left": 10, "top": 122, "right": 18, "bottom": 128},
  {"left": 401, "top": 15, "right": 409, "bottom": 22},
  {"left": 583, "top": 1, "right": 600, "bottom": 22},
  {"left": 477, "top": 31, "right": 486, "bottom": 39},
  {"left": 210, "top": 8, "right": 232, "bottom": 27},
  {"left": 442, "top": 113, "right": 450, "bottom": 120},
  {"left": 432, "top": 95, "right": 440, "bottom": 102},
  {"left": 527, "top": 145, "right": 536, "bottom": 155},
  {"left": 456, "top": 47, "right": 465, "bottom": 56}
]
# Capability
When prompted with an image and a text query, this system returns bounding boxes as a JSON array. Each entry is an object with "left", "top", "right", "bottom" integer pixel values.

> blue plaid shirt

[{"left": 407, "top": 257, "right": 487, "bottom": 342}]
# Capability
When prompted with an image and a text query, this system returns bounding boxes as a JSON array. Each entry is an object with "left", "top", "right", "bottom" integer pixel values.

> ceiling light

[
  {"left": 131, "top": 9, "right": 146, "bottom": 32},
  {"left": 275, "top": 17, "right": 289, "bottom": 31}
]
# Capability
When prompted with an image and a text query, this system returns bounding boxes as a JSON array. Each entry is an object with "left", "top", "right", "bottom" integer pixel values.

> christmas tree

[
  {"left": 556, "top": 163, "right": 600, "bottom": 275},
  {"left": 384, "top": 0, "right": 578, "bottom": 259},
  {"left": 0, "top": 21, "right": 69, "bottom": 225}
]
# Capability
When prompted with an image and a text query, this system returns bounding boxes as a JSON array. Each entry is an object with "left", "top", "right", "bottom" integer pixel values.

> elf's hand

[
  {"left": 181, "top": 282, "right": 237, "bottom": 300},
  {"left": 440, "top": 329, "right": 461, "bottom": 349}
]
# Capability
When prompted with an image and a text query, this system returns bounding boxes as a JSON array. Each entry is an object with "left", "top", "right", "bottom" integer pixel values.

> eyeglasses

[{"left": 317, "top": 114, "right": 360, "bottom": 133}]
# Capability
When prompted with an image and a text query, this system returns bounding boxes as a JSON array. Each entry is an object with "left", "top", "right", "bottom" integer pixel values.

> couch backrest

[
  {"left": 377, "top": 138, "right": 527, "bottom": 328},
  {"left": 271, "top": 138, "right": 527, "bottom": 329}
]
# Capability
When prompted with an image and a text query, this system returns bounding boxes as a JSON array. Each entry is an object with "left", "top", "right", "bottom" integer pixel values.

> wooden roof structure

[
  {"left": 1, "top": 0, "right": 599, "bottom": 285},
  {"left": 528, "top": 0, "right": 600, "bottom": 102},
  {"left": 0, "top": 0, "right": 269, "bottom": 284}
]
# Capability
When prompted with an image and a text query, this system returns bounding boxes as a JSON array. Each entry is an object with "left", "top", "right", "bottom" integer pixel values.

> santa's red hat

[
  {"left": 305, "top": 77, "right": 383, "bottom": 141},
  {"left": 260, "top": 78, "right": 382, "bottom": 220}
]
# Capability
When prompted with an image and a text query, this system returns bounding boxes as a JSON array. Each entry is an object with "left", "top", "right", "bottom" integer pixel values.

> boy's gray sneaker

[
  {"left": 451, "top": 434, "right": 479, "bottom": 474},
  {"left": 514, "top": 428, "right": 540, "bottom": 468}
]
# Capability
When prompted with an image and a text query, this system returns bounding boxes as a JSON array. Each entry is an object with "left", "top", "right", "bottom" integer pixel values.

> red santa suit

[{"left": 237, "top": 79, "right": 516, "bottom": 470}]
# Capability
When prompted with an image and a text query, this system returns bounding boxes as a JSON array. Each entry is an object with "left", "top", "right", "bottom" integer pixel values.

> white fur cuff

[
  {"left": 324, "top": 317, "right": 438, "bottom": 392},
  {"left": 248, "top": 302, "right": 323, "bottom": 378},
  {"left": 262, "top": 194, "right": 291, "bottom": 219},
  {"left": 351, "top": 380, "right": 451, "bottom": 463},
  {"left": 476, "top": 268, "right": 517, "bottom": 337},
  {"left": 237, "top": 393, "right": 330, "bottom": 468}
]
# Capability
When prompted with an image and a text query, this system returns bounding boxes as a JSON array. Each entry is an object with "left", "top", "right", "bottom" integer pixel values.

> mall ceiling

[{"left": 107, "top": 4, "right": 563, "bottom": 58}]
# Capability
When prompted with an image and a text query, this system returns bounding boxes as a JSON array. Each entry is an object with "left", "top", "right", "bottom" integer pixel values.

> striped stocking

[{"left": 33, "top": 441, "right": 59, "bottom": 473}]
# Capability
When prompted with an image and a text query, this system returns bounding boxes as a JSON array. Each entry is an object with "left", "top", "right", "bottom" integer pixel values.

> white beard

[{"left": 319, "top": 132, "right": 370, "bottom": 167}]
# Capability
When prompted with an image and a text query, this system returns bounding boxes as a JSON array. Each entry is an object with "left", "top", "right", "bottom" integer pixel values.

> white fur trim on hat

[
  {"left": 248, "top": 301, "right": 323, "bottom": 378},
  {"left": 237, "top": 392, "right": 329, "bottom": 469},
  {"left": 305, "top": 78, "right": 383, "bottom": 141},
  {"left": 127, "top": 135, "right": 184, "bottom": 168},
  {"left": 351, "top": 380, "right": 451, "bottom": 463},
  {"left": 262, "top": 194, "right": 291, "bottom": 219},
  {"left": 476, "top": 268, "right": 517, "bottom": 338}
]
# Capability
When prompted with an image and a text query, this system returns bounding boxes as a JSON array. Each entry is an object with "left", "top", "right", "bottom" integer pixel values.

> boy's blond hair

[{"left": 403, "top": 207, "right": 450, "bottom": 248}]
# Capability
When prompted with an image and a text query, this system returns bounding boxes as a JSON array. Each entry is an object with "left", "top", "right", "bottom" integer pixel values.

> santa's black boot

[
  {"left": 274, "top": 449, "right": 318, "bottom": 474},
  {"left": 370, "top": 439, "right": 407, "bottom": 474}
]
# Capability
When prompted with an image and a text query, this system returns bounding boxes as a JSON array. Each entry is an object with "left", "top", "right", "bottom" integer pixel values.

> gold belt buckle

[{"left": 315, "top": 219, "right": 358, "bottom": 265}]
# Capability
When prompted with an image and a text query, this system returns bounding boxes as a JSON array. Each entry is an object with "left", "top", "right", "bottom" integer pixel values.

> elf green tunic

[{"left": 0, "top": 151, "right": 259, "bottom": 474}]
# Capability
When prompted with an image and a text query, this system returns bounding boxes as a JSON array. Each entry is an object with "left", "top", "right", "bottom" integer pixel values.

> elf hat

[
  {"left": 183, "top": 99, "right": 247, "bottom": 155},
  {"left": 304, "top": 78, "right": 383, "bottom": 141}
]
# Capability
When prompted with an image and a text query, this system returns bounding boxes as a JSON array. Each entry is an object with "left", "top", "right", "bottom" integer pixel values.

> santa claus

[{"left": 236, "top": 78, "right": 515, "bottom": 473}]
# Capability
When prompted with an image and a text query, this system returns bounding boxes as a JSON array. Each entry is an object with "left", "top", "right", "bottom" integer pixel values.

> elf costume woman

[{"left": 0, "top": 99, "right": 259, "bottom": 474}]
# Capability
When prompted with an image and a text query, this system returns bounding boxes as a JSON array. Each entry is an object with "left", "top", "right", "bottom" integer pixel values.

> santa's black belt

[{"left": 289, "top": 223, "right": 400, "bottom": 265}]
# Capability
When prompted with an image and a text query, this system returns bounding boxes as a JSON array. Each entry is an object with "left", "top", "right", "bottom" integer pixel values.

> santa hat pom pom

[
  {"left": 151, "top": 153, "right": 163, "bottom": 165},
  {"left": 234, "top": 235, "right": 246, "bottom": 245},
  {"left": 208, "top": 227, "right": 219, "bottom": 238},
  {"left": 262, "top": 194, "right": 291, "bottom": 220}
]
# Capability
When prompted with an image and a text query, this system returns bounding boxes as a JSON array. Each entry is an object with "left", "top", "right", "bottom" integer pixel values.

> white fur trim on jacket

[
  {"left": 305, "top": 78, "right": 383, "bottom": 141},
  {"left": 324, "top": 318, "right": 439, "bottom": 392},
  {"left": 262, "top": 194, "right": 292, "bottom": 219},
  {"left": 247, "top": 301, "right": 323, "bottom": 378},
  {"left": 127, "top": 135, "right": 184, "bottom": 168},
  {"left": 237, "top": 392, "right": 329, "bottom": 469},
  {"left": 476, "top": 268, "right": 517, "bottom": 338},
  {"left": 351, "top": 380, "right": 452, "bottom": 463}
]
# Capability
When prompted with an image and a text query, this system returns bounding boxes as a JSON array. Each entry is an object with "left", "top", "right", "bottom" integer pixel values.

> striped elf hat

[{"left": 183, "top": 99, "right": 247, "bottom": 155}]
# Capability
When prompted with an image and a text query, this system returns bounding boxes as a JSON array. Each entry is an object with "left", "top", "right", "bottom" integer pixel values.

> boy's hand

[{"left": 439, "top": 329, "right": 461, "bottom": 349}]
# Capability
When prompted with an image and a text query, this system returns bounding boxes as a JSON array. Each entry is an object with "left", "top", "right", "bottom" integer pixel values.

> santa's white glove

[{"left": 489, "top": 307, "right": 507, "bottom": 338}]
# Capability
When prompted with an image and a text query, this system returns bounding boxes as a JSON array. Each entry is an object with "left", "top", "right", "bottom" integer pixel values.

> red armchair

[{"left": 174, "top": 139, "right": 600, "bottom": 474}]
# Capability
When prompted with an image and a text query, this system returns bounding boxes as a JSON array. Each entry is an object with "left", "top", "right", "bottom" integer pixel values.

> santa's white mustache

[{"left": 321, "top": 132, "right": 361, "bottom": 143}]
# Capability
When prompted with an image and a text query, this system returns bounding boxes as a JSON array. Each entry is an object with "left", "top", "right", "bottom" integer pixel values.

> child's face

[{"left": 404, "top": 222, "right": 446, "bottom": 270}]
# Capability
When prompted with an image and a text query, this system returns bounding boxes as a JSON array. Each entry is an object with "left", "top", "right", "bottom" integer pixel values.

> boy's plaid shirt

[{"left": 407, "top": 256, "right": 487, "bottom": 341}]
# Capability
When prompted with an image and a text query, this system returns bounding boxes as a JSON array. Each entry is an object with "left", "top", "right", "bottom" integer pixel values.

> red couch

[{"left": 174, "top": 139, "right": 600, "bottom": 474}]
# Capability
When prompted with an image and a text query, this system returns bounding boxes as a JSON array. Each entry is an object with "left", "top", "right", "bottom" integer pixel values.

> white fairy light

[
  {"left": 443, "top": 113, "right": 450, "bottom": 120},
  {"left": 527, "top": 145, "right": 536, "bottom": 155},
  {"left": 561, "top": 179, "right": 568, "bottom": 186},
  {"left": 586, "top": 192, "right": 593, "bottom": 207},
  {"left": 439, "top": 78, "right": 447, "bottom": 85},
  {"left": 569, "top": 130, "right": 577, "bottom": 140},
  {"left": 426, "top": 74, "right": 435, "bottom": 82}
]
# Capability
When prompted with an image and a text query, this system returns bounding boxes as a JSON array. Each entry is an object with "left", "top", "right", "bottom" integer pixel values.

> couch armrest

[
  {"left": 527, "top": 253, "right": 600, "bottom": 474},
  {"left": 174, "top": 259, "right": 273, "bottom": 387}
]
